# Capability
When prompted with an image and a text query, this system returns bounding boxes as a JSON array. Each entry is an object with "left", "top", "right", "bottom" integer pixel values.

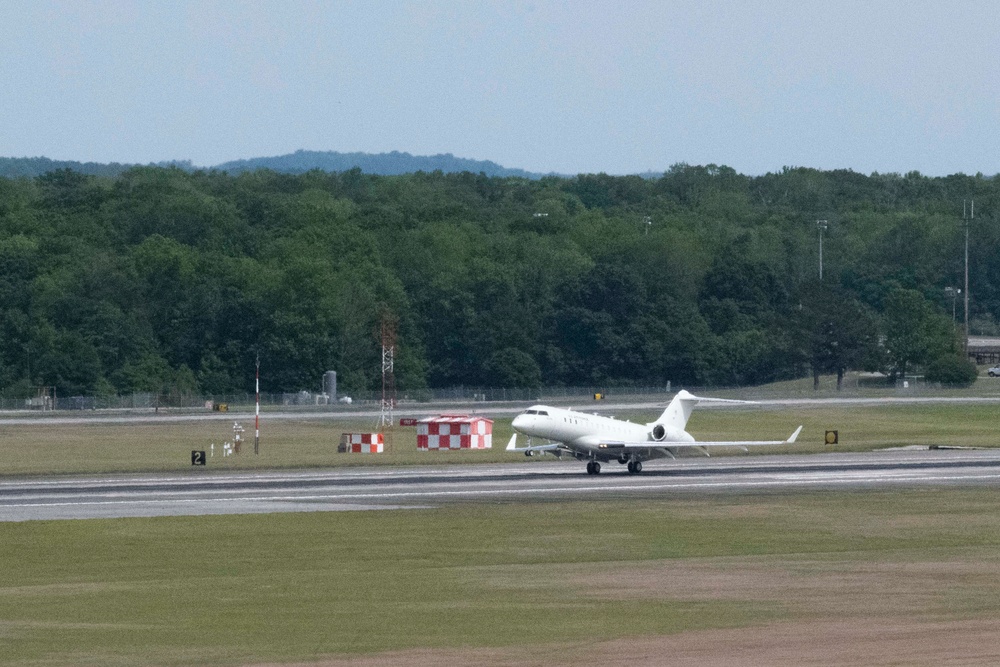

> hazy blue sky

[{"left": 2, "top": 0, "right": 998, "bottom": 175}]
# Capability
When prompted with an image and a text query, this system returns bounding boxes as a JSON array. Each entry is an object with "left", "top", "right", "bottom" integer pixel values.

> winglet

[
  {"left": 787, "top": 425, "right": 803, "bottom": 444},
  {"left": 506, "top": 433, "right": 518, "bottom": 451}
]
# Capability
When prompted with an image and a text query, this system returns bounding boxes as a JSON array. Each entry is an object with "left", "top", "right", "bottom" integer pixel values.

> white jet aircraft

[{"left": 507, "top": 390, "right": 802, "bottom": 474}]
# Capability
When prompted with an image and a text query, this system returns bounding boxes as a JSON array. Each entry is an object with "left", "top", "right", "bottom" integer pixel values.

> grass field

[
  {"left": 3, "top": 490, "right": 1000, "bottom": 666},
  {"left": 1, "top": 399, "right": 999, "bottom": 476},
  {"left": 3, "top": 395, "right": 1000, "bottom": 665}
]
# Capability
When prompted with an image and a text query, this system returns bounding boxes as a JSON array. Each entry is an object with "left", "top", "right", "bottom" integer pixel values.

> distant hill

[
  {"left": 0, "top": 151, "right": 548, "bottom": 179},
  {"left": 214, "top": 150, "right": 543, "bottom": 178}
]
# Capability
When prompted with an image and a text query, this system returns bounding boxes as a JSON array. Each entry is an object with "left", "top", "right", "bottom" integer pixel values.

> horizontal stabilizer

[{"left": 683, "top": 393, "right": 761, "bottom": 405}]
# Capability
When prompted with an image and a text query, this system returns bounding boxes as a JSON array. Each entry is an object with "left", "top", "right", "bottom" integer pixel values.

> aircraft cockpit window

[
  {"left": 537, "top": 410, "right": 548, "bottom": 416},
  {"left": 524, "top": 409, "right": 538, "bottom": 415}
]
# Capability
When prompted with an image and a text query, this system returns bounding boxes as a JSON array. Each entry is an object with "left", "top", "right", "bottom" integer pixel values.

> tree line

[{"left": 0, "top": 163, "right": 992, "bottom": 399}]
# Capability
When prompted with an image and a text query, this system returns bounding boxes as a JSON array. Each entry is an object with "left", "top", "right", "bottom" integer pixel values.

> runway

[{"left": 3, "top": 448, "right": 1000, "bottom": 522}]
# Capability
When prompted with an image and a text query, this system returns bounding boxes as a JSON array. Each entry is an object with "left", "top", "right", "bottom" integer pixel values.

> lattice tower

[{"left": 379, "top": 312, "right": 397, "bottom": 430}]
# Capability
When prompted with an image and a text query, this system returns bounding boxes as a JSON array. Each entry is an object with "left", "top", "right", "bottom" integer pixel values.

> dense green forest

[{"left": 0, "top": 164, "right": 993, "bottom": 398}]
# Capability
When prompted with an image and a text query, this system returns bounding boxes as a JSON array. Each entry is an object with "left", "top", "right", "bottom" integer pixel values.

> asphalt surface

[{"left": 3, "top": 448, "right": 1000, "bottom": 522}]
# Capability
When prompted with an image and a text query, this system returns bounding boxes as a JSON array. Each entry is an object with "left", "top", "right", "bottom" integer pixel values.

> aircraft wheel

[
  {"left": 593, "top": 461, "right": 601, "bottom": 474},
  {"left": 626, "top": 461, "right": 635, "bottom": 473},
  {"left": 634, "top": 461, "right": 642, "bottom": 473},
  {"left": 586, "top": 461, "right": 595, "bottom": 475}
]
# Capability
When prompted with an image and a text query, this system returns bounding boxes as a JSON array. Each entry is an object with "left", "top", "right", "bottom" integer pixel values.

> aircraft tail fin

[
  {"left": 655, "top": 390, "right": 700, "bottom": 430},
  {"left": 654, "top": 390, "right": 758, "bottom": 429}
]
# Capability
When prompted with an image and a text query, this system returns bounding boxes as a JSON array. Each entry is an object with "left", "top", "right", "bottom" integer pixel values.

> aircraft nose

[{"left": 512, "top": 414, "right": 527, "bottom": 431}]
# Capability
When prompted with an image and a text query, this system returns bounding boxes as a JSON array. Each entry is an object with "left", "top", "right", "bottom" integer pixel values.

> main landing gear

[{"left": 587, "top": 460, "right": 643, "bottom": 474}]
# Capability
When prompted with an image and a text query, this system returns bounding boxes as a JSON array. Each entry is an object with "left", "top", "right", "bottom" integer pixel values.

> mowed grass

[
  {"left": 2, "top": 399, "right": 999, "bottom": 476},
  {"left": 0, "top": 417, "right": 523, "bottom": 476},
  {"left": 689, "top": 401, "right": 1000, "bottom": 451},
  {"left": 4, "top": 490, "right": 1000, "bottom": 666}
]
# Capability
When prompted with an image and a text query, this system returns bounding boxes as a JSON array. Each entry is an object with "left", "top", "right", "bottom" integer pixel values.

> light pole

[
  {"left": 945, "top": 287, "right": 960, "bottom": 323},
  {"left": 816, "top": 220, "right": 829, "bottom": 280},
  {"left": 963, "top": 200, "right": 973, "bottom": 348}
]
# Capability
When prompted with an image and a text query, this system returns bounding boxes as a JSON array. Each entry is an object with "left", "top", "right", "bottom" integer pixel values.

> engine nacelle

[{"left": 651, "top": 423, "right": 667, "bottom": 441}]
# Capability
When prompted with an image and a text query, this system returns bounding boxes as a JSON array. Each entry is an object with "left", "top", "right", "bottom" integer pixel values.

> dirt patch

[
  {"left": 247, "top": 618, "right": 1000, "bottom": 667},
  {"left": 459, "top": 552, "right": 1000, "bottom": 619},
  {"left": 574, "top": 554, "right": 1000, "bottom": 617},
  {"left": 248, "top": 552, "right": 1000, "bottom": 666}
]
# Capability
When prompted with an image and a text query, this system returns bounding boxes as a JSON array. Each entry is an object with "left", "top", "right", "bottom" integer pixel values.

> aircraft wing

[
  {"left": 505, "top": 434, "right": 572, "bottom": 455},
  {"left": 602, "top": 426, "right": 803, "bottom": 449}
]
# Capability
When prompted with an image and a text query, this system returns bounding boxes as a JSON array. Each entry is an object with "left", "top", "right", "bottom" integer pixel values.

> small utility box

[{"left": 338, "top": 433, "right": 384, "bottom": 453}]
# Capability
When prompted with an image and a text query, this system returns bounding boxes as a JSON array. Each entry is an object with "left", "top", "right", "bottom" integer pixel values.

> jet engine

[{"left": 651, "top": 424, "right": 667, "bottom": 441}]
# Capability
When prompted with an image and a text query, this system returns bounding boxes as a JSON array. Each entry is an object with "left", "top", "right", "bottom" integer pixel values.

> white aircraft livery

[{"left": 507, "top": 390, "right": 802, "bottom": 475}]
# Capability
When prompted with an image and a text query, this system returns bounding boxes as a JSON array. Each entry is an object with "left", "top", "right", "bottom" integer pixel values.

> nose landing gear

[{"left": 586, "top": 461, "right": 602, "bottom": 475}]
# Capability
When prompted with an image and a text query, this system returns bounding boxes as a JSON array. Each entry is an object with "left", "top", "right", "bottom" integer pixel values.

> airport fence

[
  {"left": 0, "top": 375, "right": 945, "bottom": 413},
  {"left": 0, "top": 385, "right": 680, "bottom": 413}
]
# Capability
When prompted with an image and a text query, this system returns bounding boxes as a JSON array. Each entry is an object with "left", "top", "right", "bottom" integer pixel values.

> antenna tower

[{"left": 379, "top": 311, "right": 397, "bottom": 430}]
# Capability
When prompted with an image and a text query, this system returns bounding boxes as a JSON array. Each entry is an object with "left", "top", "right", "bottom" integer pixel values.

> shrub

[{"left": 924, "top": 354, "right": 978, "bottom": 387}]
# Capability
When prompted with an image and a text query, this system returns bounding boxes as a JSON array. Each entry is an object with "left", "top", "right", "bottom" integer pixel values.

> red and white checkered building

[
  {"left": 339, "top": 432, "right": 384, "bottom": 454},
  {"left": 417, "top": 415, "right": 493, "bottom": 450}
]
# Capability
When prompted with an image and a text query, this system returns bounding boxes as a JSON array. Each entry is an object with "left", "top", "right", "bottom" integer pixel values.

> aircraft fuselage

[{"left": 511, "top": 404, "right": 693, "bottom": 463}]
